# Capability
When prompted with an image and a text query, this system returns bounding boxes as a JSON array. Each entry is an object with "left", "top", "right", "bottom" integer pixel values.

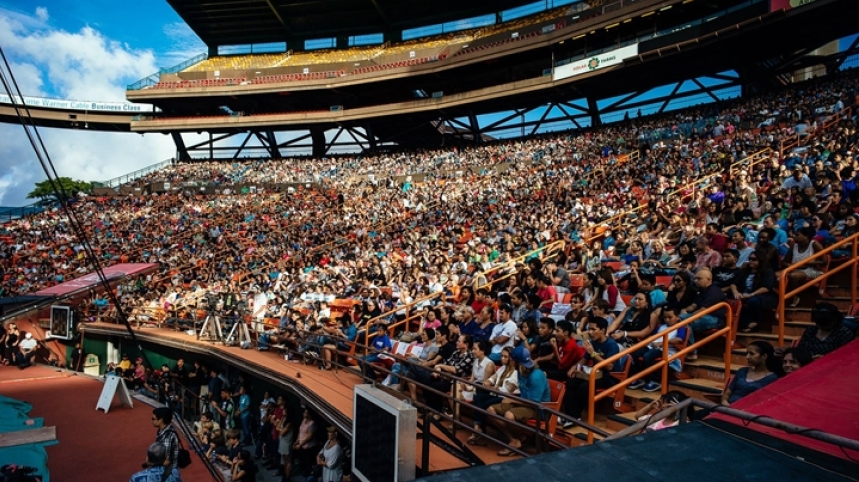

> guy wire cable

[{"left": 0, "top": 44, "right": 156, "bottom": 371}]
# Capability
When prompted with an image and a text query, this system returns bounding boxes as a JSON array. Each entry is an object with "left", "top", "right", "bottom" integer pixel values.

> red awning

[
  {"left": 707, "top": 339, "right": 859, "bottom": 460},
  {"left": 35, "top": 263, "right": 158, "bottom": 297}
]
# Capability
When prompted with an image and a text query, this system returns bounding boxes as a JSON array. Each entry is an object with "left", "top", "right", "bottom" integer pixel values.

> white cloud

[
  {"left": 161, "top": 21, "right": 207, "bottom": 67},
  {"left": 0, "top": 9, "right": 178, "bottom": 206},
  {"left": 34, "top": 6, "right": 47, "bottom": 22}
]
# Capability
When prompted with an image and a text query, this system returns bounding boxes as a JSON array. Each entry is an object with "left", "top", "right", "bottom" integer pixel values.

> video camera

[
  {"left": 204, "top": 292, "right": 223, "bottom": 311},
  {"left": 0, "top": 465, "right": 40, "bottom": 482}
]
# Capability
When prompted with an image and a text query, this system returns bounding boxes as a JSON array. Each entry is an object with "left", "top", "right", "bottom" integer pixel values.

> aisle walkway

[{"left": 0, "top": 365, "right": 211, "bottom": 482}]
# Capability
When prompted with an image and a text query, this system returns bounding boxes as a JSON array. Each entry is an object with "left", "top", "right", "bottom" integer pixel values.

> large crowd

[{"left": 1, "top": 68, "right": 859, "bottom": 479}]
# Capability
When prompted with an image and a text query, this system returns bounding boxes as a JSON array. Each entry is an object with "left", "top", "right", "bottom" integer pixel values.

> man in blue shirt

[
  {"left": 130, "top": 443, "right": 182, "bottom": 482},
  {"left": 561, "top": 317, "right": 621, "bottom": 427},
  {"left": 360, "top": 325, "right": 392, "bottom": 381},
  {"left": 488, "top": 345, "right": 550, "bottom": 456}
]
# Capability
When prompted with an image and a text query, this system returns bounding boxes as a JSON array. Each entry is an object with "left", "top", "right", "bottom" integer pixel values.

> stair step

[
  {"left": 734, "top": 331, "right": 798, "bottom": 348},
  {"left": 668, "top": 377, "right": 724, "bottom": 399},
  {"left": 606, "top": 412, "right": 639, "bottom": 432},
  {"left": 683, "top": 356, "right": 743, "bottom": 382},
  {"left": 783, "top": 321, "right": 814, "bottom": 337}
]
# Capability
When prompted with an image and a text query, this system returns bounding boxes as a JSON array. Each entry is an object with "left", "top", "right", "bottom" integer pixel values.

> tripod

[
  {"left": 224, "top": 315, "right": 252, "bottom": 347},
  {"left": 198, "top": 313, "right": 224, "bottom": 342}
]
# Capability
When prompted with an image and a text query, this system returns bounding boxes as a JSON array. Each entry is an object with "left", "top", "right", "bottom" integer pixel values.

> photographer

[{"left": 130, "top": 443, "right": 181, "bottom": 482}]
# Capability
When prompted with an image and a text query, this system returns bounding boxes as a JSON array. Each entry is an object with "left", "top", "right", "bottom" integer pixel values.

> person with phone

[{"left": 634, "top": 391, "right": 690, "bottom": 431}]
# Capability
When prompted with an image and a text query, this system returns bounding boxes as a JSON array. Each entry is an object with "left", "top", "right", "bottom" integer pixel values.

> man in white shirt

[
  {"left": 17, "top": 333, "right": 39, "bottom": 369},
  {"left": 488, "top": 304, "right": 517, "bottom": 364}
]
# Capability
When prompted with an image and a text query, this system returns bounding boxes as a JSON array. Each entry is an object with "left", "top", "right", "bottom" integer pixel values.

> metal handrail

[
  {"left": 360, "top": 291, "right": 446, "bottom": 354},
  {"left": 586, "top": 301, "right": 733, "bottom": 443},
  {"left": 777, "top": 232, "right": 859, "bottom": 346},
  {"left": 287, "top": 329, "right": 609, "bottom": 457},
  {"left": 473, "top": 239, "right": 566, "bottom": 289}
]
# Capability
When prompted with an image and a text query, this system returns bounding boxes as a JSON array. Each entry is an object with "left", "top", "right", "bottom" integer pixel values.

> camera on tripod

[{"left": 204, "top": 292, "right": 222, "bottom": 312}]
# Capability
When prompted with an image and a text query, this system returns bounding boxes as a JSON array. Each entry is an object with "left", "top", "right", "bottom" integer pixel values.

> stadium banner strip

[
  {"left": 553, "top": 44, "right": 639, "bottom": 82},
  {"left": 0, "top": 93, "right": 152, "bottom": 113}
]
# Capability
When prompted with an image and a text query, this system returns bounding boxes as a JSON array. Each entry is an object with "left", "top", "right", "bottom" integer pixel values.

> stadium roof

[{"left": 167, "top": 0, "right": 540, "bottom": 47}]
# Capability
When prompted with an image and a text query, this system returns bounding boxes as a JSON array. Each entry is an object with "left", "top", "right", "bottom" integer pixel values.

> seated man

[
  {"left": 130, "top": 443, "right": 181, "bottom": 482},
  {"left": 561, "top": 317, "right": 621, "bottom": 427},
  {"left": 16, "top": 333, "right": 38, "bottom": 370},
  {"left": 680, "top": 267, "right": 726, "bottom": 360},
  {"left": 487, "top": 345, "right": 550, "bottom": 456}
]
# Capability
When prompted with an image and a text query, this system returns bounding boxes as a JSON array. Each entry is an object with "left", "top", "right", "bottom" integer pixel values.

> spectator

[
  {"left": 722, "top": 341, "right": 780, "bottom": 406},
  {"left": 633, "top": 390, "right": 690, "bottom": 431},
  {"left": 628, "top": 307, "right": 689, "bottom": 392},
  {"left": 467, "top": 345, "right": 519, "bottom": 445},
  {"left": 732, "top": 250, "right": 778, "bottom": 333},
  {"left": 487, "top": 345, "right": 550, "bottom": 456},
  {"left": 151, "top": 407, "right": 180, "bottom": 472},
  {"left": 309, "top": 427, "right": 343, "bottom": 482},
  {"left": 561, "top": 317, "right": 621, "bottom": 427},
  {"left": 781, "top": 346, "right": 813, "bottom": 375},
  {"left": 130, "top": 443, "right": 181, "bottom": 482},
  {"left": 231, "top": 450, "right": 258, "bottom": 482},
  {"left": 796, "top": 302, "right": 856, "bottom": 358},
  {"left": 15, "top": 333, "right": 38, "bottom": 370}
]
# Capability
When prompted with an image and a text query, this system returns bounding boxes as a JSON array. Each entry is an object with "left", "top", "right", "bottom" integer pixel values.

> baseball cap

[{"left": 511, "top": 345, "right": 535, "bottom": 369}]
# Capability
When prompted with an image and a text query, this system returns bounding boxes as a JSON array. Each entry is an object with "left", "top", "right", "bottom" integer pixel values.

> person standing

[
  {"left": 236, "top": 385, "right": 253, "bottom": 446},
  {"left": 152, "top": 407, "right": 180, "bottom": 472},
  {"left": 309, "top": 427, "right": 343, "bottom": 482}
]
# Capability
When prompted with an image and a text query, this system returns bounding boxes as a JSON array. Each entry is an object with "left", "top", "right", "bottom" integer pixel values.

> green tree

[{"left": 27, "top": 177, "right": 93, "bottom": 204}]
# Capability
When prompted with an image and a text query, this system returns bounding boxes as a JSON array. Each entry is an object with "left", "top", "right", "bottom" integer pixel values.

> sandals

[
  {"left": 497, "top": 447, "right": 518, "bottom": 457},
  {"left": 740, "top": 323, "right": 759, "bottom": 333},
  {"left": 467, "top": 435, "right": 487, "bottom": 446}
]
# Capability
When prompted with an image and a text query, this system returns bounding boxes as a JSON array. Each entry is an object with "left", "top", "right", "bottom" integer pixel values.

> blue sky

[{"left": 0, "top": 1, "right": 208, "bottom": 208}]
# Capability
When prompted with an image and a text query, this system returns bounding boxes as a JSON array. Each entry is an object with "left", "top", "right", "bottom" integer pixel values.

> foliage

[{"left": 27, "top": 177, "right": 93, "bottom": 204}]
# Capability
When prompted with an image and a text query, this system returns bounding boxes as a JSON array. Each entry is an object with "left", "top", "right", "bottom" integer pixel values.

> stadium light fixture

[
  {"left": 660, "top": 5, "right": 673, "bottom": 11},
  {"left": 623, "top": 18, "right": 632, "bottom": 23},
  {"left": 605, "top": 23, "right": 619, "bottom": 29},
  {"left": 573, "top": 34, "right": 586, "bottom": 40},
  {"left": 642, "top": 11, "right": 655, "bottom": 17}
]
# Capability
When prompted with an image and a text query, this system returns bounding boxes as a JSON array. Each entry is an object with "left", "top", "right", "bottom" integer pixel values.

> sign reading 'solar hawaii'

[
  {"left": 553, "top": 44, "right": 639, "bottom": 82},
  {"left": 0, "top": 93, "right": 151, "bottom": 112}
]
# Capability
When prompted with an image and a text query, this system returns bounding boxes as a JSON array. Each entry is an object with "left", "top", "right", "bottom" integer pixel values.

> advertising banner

[
  {"left": 0, "top": 93, "right": 151, "bottom": 113},
  {"left": 553, "top": 43, "right": 639, "bottom": 81}
]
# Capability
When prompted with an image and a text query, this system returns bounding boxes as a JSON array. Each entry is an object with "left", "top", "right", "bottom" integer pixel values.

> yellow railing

[
  {"left": 777, "top": 231, "right": 859, "bottom": 346},
  {"left": 586, "top": 302, "right": 733, "bottom": 443}
]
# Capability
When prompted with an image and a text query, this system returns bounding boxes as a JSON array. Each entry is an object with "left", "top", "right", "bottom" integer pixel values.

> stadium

[{"left": 0, "top": 0, "right": 858, "bottom": 481}]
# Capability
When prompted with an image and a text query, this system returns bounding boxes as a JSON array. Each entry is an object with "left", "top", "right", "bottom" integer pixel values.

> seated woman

[
  {"left": 608, "top": 292, "right": 657, "bottom": 347},
  {"left": 796, "top": 302, "right": 856, "bottom": 358},
  {"left": 781, "top": 346, "right": 813, "bottom": 375},
  {"left": 628, "top": 307, "right": 689, "bottom": 392},
  {"left": 634, "top": 390, "right": 690, "bottom": 431},
  {"left": 721, "top": 341, "right": 780, "bottom": 406},
  {"left": 732, "top": 250, "right": 777, "bottom": 333},
  {"left": 466, "top": 346, "right": 519, "bottom": 446}
]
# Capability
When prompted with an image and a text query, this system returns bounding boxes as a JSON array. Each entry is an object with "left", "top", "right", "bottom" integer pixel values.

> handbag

[{"left": 177, "top": 437, "right": 192, "bottom": 469}]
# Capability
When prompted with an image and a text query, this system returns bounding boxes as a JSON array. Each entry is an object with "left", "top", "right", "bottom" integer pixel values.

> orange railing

[
  {"left": 586, "top": 302, "right": 733, "bottom": 443},
  {"left": 779, "top": 106, "right": 853, "bottom": 154},
  {"left": 360, "top": 290, "right": 446, "bottom": 354},
  {"left": 777, "top": 232, "right": 859, "bottom": 346}
]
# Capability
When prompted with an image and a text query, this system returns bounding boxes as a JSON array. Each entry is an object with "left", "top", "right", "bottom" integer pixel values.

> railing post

[
  {"left": 778, "top": 269, "right": 786, "bottom": 347},
  {"left": 661, "top": 331, "right": 669, "bottom": 394},
  {"left": 723, "top": 304, "right": 733, "bottom": 383},
  {"left": 853, "top": 236, "right": 858, "bottom": 307}
]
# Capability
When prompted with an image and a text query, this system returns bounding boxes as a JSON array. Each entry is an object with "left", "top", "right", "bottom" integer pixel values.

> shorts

[
  {"left": 799, "top": 268, "right": 823, "bottom": 279},
  {"left": 489, "top": 402, "right": 537, "bottom": 422}
]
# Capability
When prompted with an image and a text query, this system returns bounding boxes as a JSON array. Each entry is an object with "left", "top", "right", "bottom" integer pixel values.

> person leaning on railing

[{"left": 487, "top": 345, "right": 550, "bottom": 456}]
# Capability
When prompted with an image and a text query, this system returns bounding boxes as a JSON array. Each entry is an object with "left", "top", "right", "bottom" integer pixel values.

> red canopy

[
  {"left": 35, "top": 263, "right": 158, "bottom": 297},
  {"left": 707, "top": 339, "right": 859, "bottom": 460}
]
